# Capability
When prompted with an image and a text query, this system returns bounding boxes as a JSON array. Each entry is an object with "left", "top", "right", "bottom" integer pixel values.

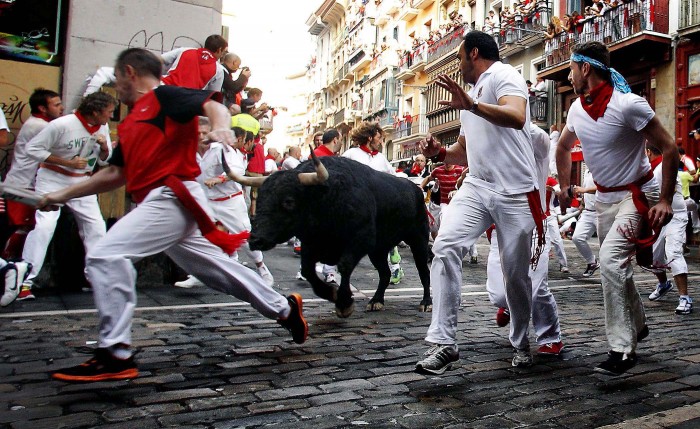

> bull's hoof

[
  {"left": 366, "top": 301, "right": 385, "bottom": 312},
  {"left": 419, "top": 300, "right": 433, "bottom": 312},
  {"left": 335, "top": 301, "right": 355, "bottom": 318}
]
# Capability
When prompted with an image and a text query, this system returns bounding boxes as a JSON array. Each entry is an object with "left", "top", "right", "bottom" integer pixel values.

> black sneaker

[
  {"left": 582, "top": 260, "right": 600, "bottom": 277},
  {"left": 51, "top": 348, "right": 138, "bottom": 382},
  {"left": 415, "top": 344, "right": 459, "bottom": 375},
  {"left": 594, "top": 351, "right": 637, "bottom": 376},
  {"left": 278, "top": 293, "right": 308, "bottom": 344},
  {"left": 637, "top": 325, "right": 649, "bottom": 342}
]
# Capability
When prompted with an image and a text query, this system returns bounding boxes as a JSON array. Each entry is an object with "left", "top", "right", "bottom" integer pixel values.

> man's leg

[
  {"left": 572, "top": 210, "right": 597, "bottom": 264},
  {"left": 65, "top": 195, "right": 107, "bottom": 257},
  {"left": 21, "top": 208, "right": 61, "bottom": 289},
  {"left": 663, "top": 214, "right": 692, "bottom": 314},
  {"left": 530, "top": 237, "right": 562, "bottom": 350},
  {"left": 547, "top": 215, "right": 568, "bottom": 270}
]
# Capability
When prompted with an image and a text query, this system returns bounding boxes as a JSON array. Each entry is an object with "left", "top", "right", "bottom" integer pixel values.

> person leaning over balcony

[
  {"left": 415, "top": 31, "right": 544, "bottom": 375},
  {"left": 556, "top": 41, "right": 676, "bottom": 376}
]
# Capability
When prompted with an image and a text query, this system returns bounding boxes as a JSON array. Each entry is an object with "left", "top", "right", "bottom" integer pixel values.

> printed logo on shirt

[{"left": 477, "top": 86, "right": 483, "bottom": 98}]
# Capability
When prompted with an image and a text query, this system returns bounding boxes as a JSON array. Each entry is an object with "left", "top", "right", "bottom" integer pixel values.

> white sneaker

[
  {"left": 257, "top": 264, "right": 274, "bottom": 287},
  {"left": 174, "top": 275, "right": 204, "bottom": 288},
  {"left": 1, "top": 262, "right": 30, "bottom": 307},
  {"left": 295, "top": 271, "right": 306, "bottom": 281},
  {"left": 325, "top": 272, "right": 338, "bottom": 284}
]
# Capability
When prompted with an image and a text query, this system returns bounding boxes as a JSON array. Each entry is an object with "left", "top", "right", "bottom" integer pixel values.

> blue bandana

[{"left": 570, "top": 53, "right": 631, "bottom": 94}]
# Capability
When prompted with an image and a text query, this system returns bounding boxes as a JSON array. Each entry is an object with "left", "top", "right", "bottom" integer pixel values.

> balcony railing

[
  {"left": 389, "top": 114, "right": 429, "bottom": 140},
  {"left": 335, "top": 62, "right": 350, "bottom": 82},
  {"left": 334, "top": 107, "right": 346, "bottom": 125},
  {"left": 396, "top": 146, "right": 422, "bottom": 160},
  {"left": 544, "top": 0, "right": 669, "bottom": 68},
  {"left": 427, "top": 24, "right": 468, "bottom": 64},
  {"left": 398, "top": 43, "right": 427, "bottom": 71},
  {"left": 352, "top": 99, "right": 363, "bottom": 111},
  {"left": 489, "top": 4, "right": 550, "bottom": 48},
  {"left": 680, "top": 1, "right": 700, "bottom": 30},
  {"left": 531, "top": 96, "right": 547, "bottom": 123}
]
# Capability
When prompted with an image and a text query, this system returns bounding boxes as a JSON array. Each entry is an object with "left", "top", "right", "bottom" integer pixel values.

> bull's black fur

[{"left": 249, "top": 156, "right": 432, "bottom": 317}]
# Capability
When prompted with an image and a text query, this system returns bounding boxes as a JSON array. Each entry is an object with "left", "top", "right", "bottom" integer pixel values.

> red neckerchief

[
  {"left": 649, "top": 156, "right": 662, "bottom": 171},
  {"left": 314, "top": 145, "right": 335, "bottom": 157},
  {"left": 359, "top": 145, "right": 378, "bottom": 156},
  {"left": 33, "top": 113, "right": 52, "bottom": 122},
  {"left": 410, "top": 163, "right": 423, "bottom": 175},
  {"left": 581, "top": 81, "right": 613, "bottom": 121},
  {"left": 74, "top": 111, "right": 102, "bottom": 134},
  {"left": 265, "top": 154, "right": 276, "bottom": 161}
]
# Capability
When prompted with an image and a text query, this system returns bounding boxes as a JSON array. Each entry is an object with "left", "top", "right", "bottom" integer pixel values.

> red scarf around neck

[
  {"left": 580, "top": 81, "right": 613, "bottom": 121},
  {"left": 410, "top": 163, "right": 423, "bottom": 176},
  {"left": 359, "top": 144, "right": 378, "bottom": 156},
  {"left": 74, "top": 111, "right": 102, "bottom": 134},
  {"left": 265, "top": 154, "right": 276, "bottom": 161},
  {"left": 33, "top": 113, "right": 53, "bottom": 122},
  {"left": 649, "top": 155, "right": 662, "bottom": 171}
]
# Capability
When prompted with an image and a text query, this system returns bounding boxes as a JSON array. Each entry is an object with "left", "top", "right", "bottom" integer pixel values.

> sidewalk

[{"left": 0, "top": 241, "right": 699, "bottom": 428}]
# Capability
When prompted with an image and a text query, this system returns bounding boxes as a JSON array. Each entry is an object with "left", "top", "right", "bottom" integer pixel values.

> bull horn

[
  {"left": 221, "top": 150, "right": 268, "bottom": 187},
  {"left": 298, "top": 149, "right": 328, "bottom": 185}
]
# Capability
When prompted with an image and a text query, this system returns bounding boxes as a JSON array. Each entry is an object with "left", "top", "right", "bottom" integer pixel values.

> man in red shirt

[
  {"left": 314, "top": 128, "right": 342, "bottom": 158},
  {"left": 41, "top": 48, "right": 308, "bottom": 383}
]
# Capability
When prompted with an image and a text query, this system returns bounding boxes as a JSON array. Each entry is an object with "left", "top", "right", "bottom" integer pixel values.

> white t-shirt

[
  {"left": 652, "top": 162, "right": 686, "bottom": 214},
  {"left": 5, "top": 115, "right": 50, "bottom": 188},
  {"left": 582, "top": 170, "right": 597, "bottom": 211},
  {"left": 530, "top": 123, "right": 550, "bottom": 210},
  {"left": 264, "top": 158, "right": 278, "bottom": 174},
  {"left": 281, "top": 156, "right": 301, "bottom": 171},
  {"left": 196, "top": 143, "right": 245, "bottom": 199},
  {"left": 25, "top": 114, "right": 112, "bottom": 175},
  {"left": 461, "top": 61, "right": 537, "bottom": 195},
  {"left": 566, "top": 90, "right": 657, "bottom": 203},
  {"left": 548, "top": 130, "right": 560, "bottom": 175},
  {"left": 342, "top": 147, "right": 394, "bottom": 175}
]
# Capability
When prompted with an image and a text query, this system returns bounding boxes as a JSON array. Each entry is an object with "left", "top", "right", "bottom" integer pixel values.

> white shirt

[
  {"left": 196, "top": 143, "right": 245, "bottom": 199},
  {"left": 25, "top": 114, "right": 112, "bottom": 175},
  {"left": 264, "top": 158, "right": 278, "bottom": 174},
  {"left": 342, "top": 147, "right": 394, "bottom": 175},
  {"left": 652, "top": 162, "right": 686, "bottom": 214},
  {"left": 5, "top": 115, "right": 50, "bottom": 188},
  {"left": 566, "top": 91, "right": 657, "bottom": 203},
  {"left": 462, "top": 61, "right": 537, "bottom": 195},
  {"left": 581, "top": 170, "right": 597, "bottom": 211},
  {"left": 0, "top": 110, "right": 8, "bottom": 131},
  {"left": 548, "top": 130, "right": 560, "bottom": 176},
  {"left": 281, "top": 156, "right": 301, "bottom": 171},
  {"left": 530, "top": 123, "right": 551, "bottom": 210}
]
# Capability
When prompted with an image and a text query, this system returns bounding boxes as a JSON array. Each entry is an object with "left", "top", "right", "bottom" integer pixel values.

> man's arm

[
  {"left": 642, "top": 115, "right": 677, "bottom": 228},
  {"left": 435, "top": 74, "right": 527, "bottom": 129},
  {"left": 418, "top": 133, "right": 468, "bottom": 166},
  {"left": 555, "top": 126, "right": 578, "bottom": 208},
  {"left": 202, "top": 99, "right": 234, "bottom": 146},
  {"left": 38, "top": 165, "right": 126, "bottom": 208}
]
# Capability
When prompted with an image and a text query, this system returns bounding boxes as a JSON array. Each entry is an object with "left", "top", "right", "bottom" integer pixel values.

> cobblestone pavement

[{"left": 1, "top": 237, "right": 700, "bottom": 428}]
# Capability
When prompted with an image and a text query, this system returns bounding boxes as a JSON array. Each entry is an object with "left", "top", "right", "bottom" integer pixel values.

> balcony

[
  {"left": 412, "top": 0, "right": 434, "bottom": 10},
  {"left": 396, "top": 52, "right": 416, "bottom": 81},
  {"left": 348, "top": 47, "right": 372, "bottom": 73},
  {"left": 491, "top": 4, "right": 550, "bottom": 58},
  {"left": 259, "top": 116, "right": 274, "bottom": 134},
  {"left": 375, "top": 12, "right": 390, "bottom": 26},
  {"left": 410, "top": 44, "right": 427, "bottom": 72},
  {"left": 540, "top": 0, "right": 670, "bottom": 77},
  {"left": 386, "top": 0, "right": 401, "bottom": 15},
  {"left": 398, "top": 1, "right": 419, "bottom": 22},
  {"left": 531, "top": 97, "right": 548, "bottom": 123},
  {"left": 680, "top": 1, "right": 700, "bottom": 32},
  {"left": 389, "top": 114, "right": 429, "bottom": 143},
  {"left": 427, "top": 24, "right": 467, "bottom": 64},
  {"left": 335, "top": 62, "right": 352, "bottom": 84}
]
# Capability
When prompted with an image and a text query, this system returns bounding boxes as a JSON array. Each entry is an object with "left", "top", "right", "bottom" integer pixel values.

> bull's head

[{"left": 247, "top": 151, "right": 328, "bottom": 251}]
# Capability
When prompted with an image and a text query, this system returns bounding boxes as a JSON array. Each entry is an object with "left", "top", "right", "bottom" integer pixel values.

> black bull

[{"left": 247, "top": 155, "right": 432, "bottom": 317}]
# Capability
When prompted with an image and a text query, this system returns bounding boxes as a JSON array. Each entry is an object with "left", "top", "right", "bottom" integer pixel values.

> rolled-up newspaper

[{"left": 0, "top": 183, "right": 52, "bottom": 207}]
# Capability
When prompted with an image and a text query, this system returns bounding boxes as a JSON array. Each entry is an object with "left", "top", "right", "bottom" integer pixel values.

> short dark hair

[
  {"left": 322, "top": 128, "right": 340, "bottom": 144},
  {"left": 572, "top": 41, "right": 611, "bottom": 82},
  {"left": 29, "top": 88, "right": 60, "bottom": 114},
  {"left": 241, "top": 98, "right": 256, "bottom": 114},
  {"left": 115, "top": 48, "right": 162, "bottom": 80},
  {"left": 76, "top": 92, "right": 116, "bottom": 117},
  {"left": 646, "top": 145, "right": 662, "bottom": 156},
  {"left": 245, "top": 131, "right": 255, "bottom": 142},
  {"left": 204, "top": 34, "right": 228, "bottom": 53},
  {"left": 232, "top": 126, "right": 246, "bottom": 138},
  {"left": 679, "top": 147, "right": 686, "bottom": 155},
  {"left": 463, "top": 30, "right": 500, "bottom": 62}
]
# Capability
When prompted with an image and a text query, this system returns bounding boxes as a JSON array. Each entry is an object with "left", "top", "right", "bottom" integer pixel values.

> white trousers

[
  {"left": 572, "top": 209, "right": 598, "bottom": 264},
  {"left": 652, "top": 212, "right": 688, "bottom": 276},
  {"left": 210, "top": 195, "right": 263, "bottom": 264},
  {"left": 87, "top": 183, "right": 289, "bottom": 349},
  {"left": 685, "top": 198, "right": 700, "bottom": 229},
  {"left": 547, "top": 215, "right": 568, "bottom": 267},
  {"left": 425, "top": 182, "right": 536, "bottom": 350},
  {"left": 486, "top": 229, "right": 561, "bottom": 345},
  {"left": 597, "top": 191, "right": 658, "bottom": 354},
  {"left": 430, "top": 201, "right": 477, "bottom": 257},
  {"left": 22, "top": 169, "right": 106, "bottom": 286}
]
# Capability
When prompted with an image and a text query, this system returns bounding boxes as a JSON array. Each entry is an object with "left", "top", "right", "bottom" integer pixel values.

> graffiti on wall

[{"left": 127, "top": 30, "right": 201, "bottom": 54}]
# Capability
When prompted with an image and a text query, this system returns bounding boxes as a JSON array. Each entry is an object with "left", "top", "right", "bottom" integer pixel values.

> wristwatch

[{"left": 470, "top": 99, "right": 479, "bottom": 113}]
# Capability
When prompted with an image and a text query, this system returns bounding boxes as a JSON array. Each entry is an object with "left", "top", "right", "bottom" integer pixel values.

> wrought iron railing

[
  {"left": 389, "top": 114, "right": 428, "bottom": 140},
  {"left": 427, "top": 24, "right": 468, "bottom": 63}
]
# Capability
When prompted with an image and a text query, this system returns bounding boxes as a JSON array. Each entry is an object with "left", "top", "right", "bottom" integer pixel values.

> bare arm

[
  {"left": 417, "top": 133, "right": 468, "bottom": 166},
  {"left": 555, "top": 126, "right": 578, "bottom": 208},
  {"left": 38, "top": 165, "right": 126, "bottom": 208},
  {"left": 642, "top": 115, "right": 677, "bottom": 228},
  {"left": 202, "top": 100, "right": 235, "bottom": 146},
  {"left": 0, "top": 129, "right": 8, "bottom": 147},
  {"left": 435, "top": 74, "right": 526, "bottom": 129}
]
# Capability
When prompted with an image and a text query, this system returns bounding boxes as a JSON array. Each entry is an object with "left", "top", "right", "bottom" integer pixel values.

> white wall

[{"left": 63, "top": 0, "right": 222, "bottom": 110}]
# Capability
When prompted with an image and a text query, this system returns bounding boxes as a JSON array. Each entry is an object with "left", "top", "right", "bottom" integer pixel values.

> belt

[
  {"left": 210, "top": 191, "right": 243, "bottom": 202},
  {"left": 40, "top": 163, "right": 91, "bottom": 177},
  {"left": 584, "top": 208, "right": 596, "bottom": 212}
]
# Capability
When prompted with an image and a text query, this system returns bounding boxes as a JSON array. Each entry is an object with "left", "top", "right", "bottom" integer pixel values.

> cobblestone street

[{"left": 2, "top": 238, "right": 700, "bottom": 428}]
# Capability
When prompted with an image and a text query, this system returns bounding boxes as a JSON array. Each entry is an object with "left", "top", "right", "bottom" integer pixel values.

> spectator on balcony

[
  {"left": 489, "top": 9, "right": 500, "bottom": 29},
  {"left": 403, "top": 112, "right": 413, "bottom": 136},
  {"left": 221, "top": 53, "right": 250, "bottom": 113},
  {"left": 562, "top": 14, "right": 574, "bottom": 33}
]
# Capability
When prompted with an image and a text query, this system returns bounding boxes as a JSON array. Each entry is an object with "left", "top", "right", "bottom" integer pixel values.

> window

[{"left": 393, "top": 26, "right": 399, "bottom": 40}]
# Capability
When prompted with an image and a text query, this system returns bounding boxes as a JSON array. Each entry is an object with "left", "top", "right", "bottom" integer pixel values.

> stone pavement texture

[{"left": 1, "top": 237, "right": 700, "bottom": 428}]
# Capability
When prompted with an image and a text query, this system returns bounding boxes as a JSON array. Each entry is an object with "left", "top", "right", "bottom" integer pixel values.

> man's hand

[
  {"left": 204, "top": 177, "right": 224, "bottom": 188},
  {"left": 37, "top": 191, "right": 66, "bottom": 211},
  {"left": 418, "top": 133, "right": 441, "bottom": 158},
  {"left": 68, "top": 157, "right": 88, "bottom": 169},
  {"left": 95, "top": 134, "right": 109, "bottom": 152},
  {"left": 573, "top": 185, "right": 584, "bottom": 195},
  {"left": 241, "top": 68, "right": 251, "bottom": 79},
  {"left": 556, "top": 187, "right": 572, "bottom": 212},
  {"left": 207, "top": 129, "right": 235, "bottom": 147},
  {"left": 435, "top": 74, "right": 474, "bottom": 111},
  {"left": 648, "top": 200, "right": 673, "bottom": 230}
]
